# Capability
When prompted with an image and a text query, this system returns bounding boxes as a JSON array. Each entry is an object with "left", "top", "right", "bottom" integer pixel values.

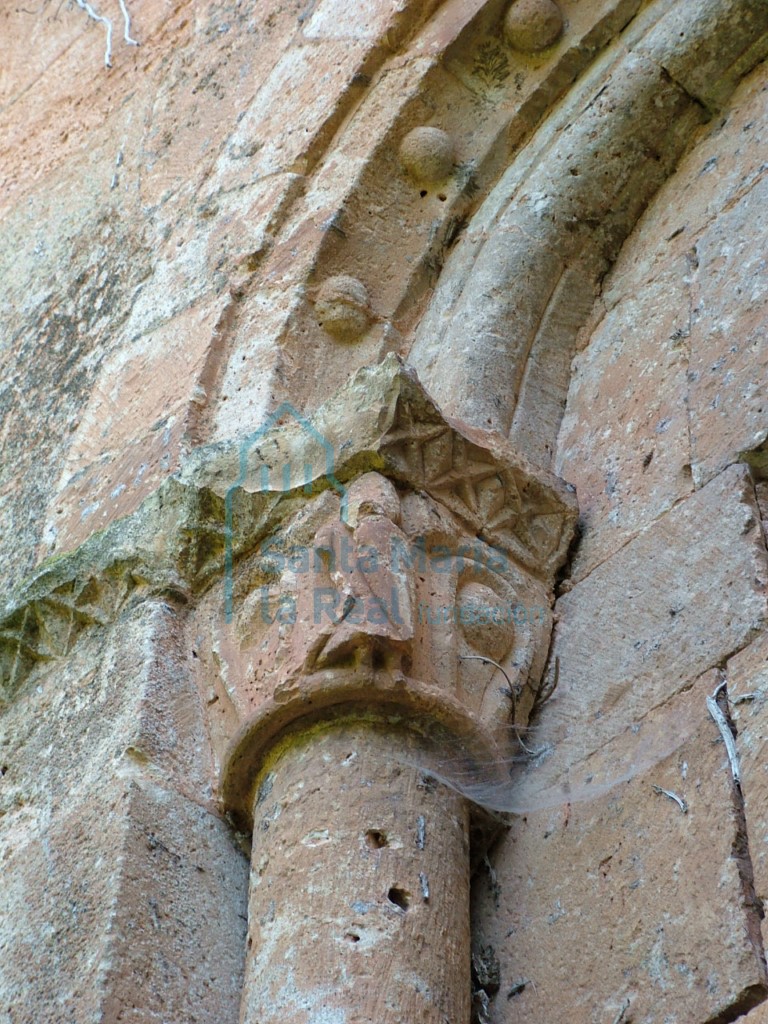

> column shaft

[{"left": 240, "top": 720, "right": 471, "bottom": 1024}]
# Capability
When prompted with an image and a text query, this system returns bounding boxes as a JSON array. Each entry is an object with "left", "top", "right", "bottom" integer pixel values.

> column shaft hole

[
  {"left": 387, "top": 886, "right": 411, "bottom": 911},
  {"left": 366, "top": 829, "right": 388, "bottom": 849}
]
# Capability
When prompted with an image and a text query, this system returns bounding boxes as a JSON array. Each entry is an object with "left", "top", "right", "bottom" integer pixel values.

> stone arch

[{"left": 2, "top": 1, "right": 768, "bottom": 1022}]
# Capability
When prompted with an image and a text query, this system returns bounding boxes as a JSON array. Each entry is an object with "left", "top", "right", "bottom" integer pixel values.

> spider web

[{"left": 394, "top": 684, "right": 709, "bottom": 815}]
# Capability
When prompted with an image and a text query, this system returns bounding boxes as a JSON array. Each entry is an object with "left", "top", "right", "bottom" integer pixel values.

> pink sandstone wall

[
  {"left": 2, "top": 0, "right": 768, "bottom": 1021},
  {"left": 474, "top": 59, "right": 768, "bottom": 1022}
]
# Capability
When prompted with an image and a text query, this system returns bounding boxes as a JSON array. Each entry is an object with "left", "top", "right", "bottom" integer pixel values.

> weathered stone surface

[
  {"left": 96, "top": 780, "right": 248, "bottom": 1024},
  {"left": 202, "top": 368, "right": 569, "bottom": 1024},
  {"left": 215, "top": 469, "right": 553, "bottom": 825},
  {"left": 744, "top": 1001, "right": 768, "bottom": 1023},
  {"left": 0, "top": 358, "right": 575, "bottom": 714},
  {"left": 688, "top": 174, "right": 768, "bottom": 488},
  {"left": 196, "top": 355, "right": 576, "bottom": 581},
  {"left": 0, "top": 595, "right": 247, "bottom": 1021},
  {"left": 1, "top": 783, "right": 130, "bottom": 1024},
  {"left": 473, "top": 671, "right": 768, "bottom": 1023},
  {"left": 4, "top": 0, "right": 768, "bottom": 1019},
  {"left": 399, "top": 126, "right": 456, "bottom": 184},
  {"left": 557, "top": 259, "right": 696, "bottom": 580},
  {"left": 741, "top": 1003, "right": 768, "bottom": 1019},
  {"left": 631, "top": 0, "right": 768, "bottom": 112},
  {"left": 514, "top": 464, "right": 768, "bottom": 808},
  {"left": 210, "top": 36, "right": 374, "bottom": 182},
  {"left": 0, "top": 196, "right": 152, "bottom": 592},
  {"left": 411, "top": 35, "right": 708, "bottom": 441},
  {"left": 558, "top": 60, "right": 768, "bottom": 578},
  {"left": 40, "top": 294, "right": 232, "bottom": 560},
  {"left": 0, "top": 0, "right": 427, "bottom": 582},
  {"left": 508, "top": 263, "right": 598, "bottom": 473},
  {"left": 0, "top": 0, "right": 647, "bottom": 591},
  {"left": 0, "top": 777, "right": 248, "bottom": 1024},
  {"left": 211, "top": 0, "right": 647, "bottom": 435},
  {"left": 314, "top": 274, "right": 372, "bottom": 341},
  {"left": 0, "top": 599, "right": 211, "bottom": 807},
  {"left": 601, "top": 64, "right": 768, "bottom": 306},
  {"left": 239, "top": 722, "right": 470, "bottom": 1024},
  {"left": 729, "top": 634, "right": 768, "bottom": 913}
]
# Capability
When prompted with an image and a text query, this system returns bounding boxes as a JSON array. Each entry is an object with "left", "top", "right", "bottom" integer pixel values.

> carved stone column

[
  {"left": 214, "top": 357, "right": 576, "bottom": 1023},
  {"left": 238, "top": 720, "right": 470, "bottom": 1024}
]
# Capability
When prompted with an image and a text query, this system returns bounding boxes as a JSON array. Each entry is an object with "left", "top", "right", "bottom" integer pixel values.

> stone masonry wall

[
  {"left": 473, "top": 57, "right": 768, "bottom": 1024},
  {"left": 1, "top": 1, "right": 768, "bottom": 1022}
]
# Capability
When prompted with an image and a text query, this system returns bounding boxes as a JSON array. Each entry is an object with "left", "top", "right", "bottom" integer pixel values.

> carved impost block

[{"left": 215, "top": 355, "right": 578, "bottom": 829}]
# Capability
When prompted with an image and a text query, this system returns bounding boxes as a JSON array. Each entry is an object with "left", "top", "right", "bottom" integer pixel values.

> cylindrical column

[{"left": 240, "top": 719, "right": 471, "bottom": 1024}]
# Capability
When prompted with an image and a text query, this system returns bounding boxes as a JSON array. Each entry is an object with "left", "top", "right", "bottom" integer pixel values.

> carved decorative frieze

[{"left": 0, "top": 357, "right": 576, "bottom": 717}]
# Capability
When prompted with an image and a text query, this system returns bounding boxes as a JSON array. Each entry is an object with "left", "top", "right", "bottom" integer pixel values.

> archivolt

[{"left": 409, "top": 0, "right": 768, "bottom": 464}]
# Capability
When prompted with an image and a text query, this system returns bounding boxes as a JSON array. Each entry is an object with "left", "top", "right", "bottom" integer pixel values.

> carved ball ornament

[
  {"left": 457, "top": 581, "right": 513, "bottom": 662},
  {"left": 399, "top": 127, "right": 455, "bottom": 185},
  {"left": 503, "top": 0, "right": 564, "bottom": 53},
  {"left": 314, "top": 274, "right": 372, "bottom": 342}
]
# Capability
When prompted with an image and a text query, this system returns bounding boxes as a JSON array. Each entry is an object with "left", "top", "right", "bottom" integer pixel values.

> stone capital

[{"left": 213, "top": 356, "right": 577, "bottom": 828}]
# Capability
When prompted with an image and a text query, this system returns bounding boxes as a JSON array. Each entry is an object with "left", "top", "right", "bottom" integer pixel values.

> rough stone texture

[
  {"left": 42, "top": 293, "right": 233, "bottom": 557},
  {"left": 473, "top": 672, "right": 768, "bottom": 1023},
  {"left": 0, "top": 198, "right": 153, "bottom": 591},
  {"left": 515, "top": 464, "right": 768, "bottom": 807},
  {"left": 411, "top": 0, "right": 768, "bottom": 461},
  {"left": 199, "top": 364, "right": 568, "bottom": 1024},
  {"left": 632, "top": 0, "right": 768, "bottom": 113},
  {"left": 0, "top": 0, "right": 647, "bottom": 588},
  {"left": 729, "top": 634, "right": 768, "bottom": 913},
  {"left": 215, "top": 464, "right": 556, "bottom": 824},
  {"left": 240, "top": 722, "right": 470, "bottom": 1024},
  {"left": 503, "top": 0, "right": 564, "bottom": 53},
  {"left": 0, "top": 357, "right": 575, "bottom": 711},
  {"left": 4, "top": 0, "right": 768, "bottom": 1020},
  {"left": 315, "top": 275, "right": 372, "bottom": 342},
  {"left": 98, "top": 781, "right": 248, "bottom": 1024},
  {"left": 0, "top": 599, "right": 248, "bottom": 1023},
  {"left": 479, "top": 43, "right": 768, "bottom": 1024},
  {"left": 410, "top": 25, "right": 709, "bottom": 444},
  {"left": 559, "top": 61, "right": 768, "bottom": 580},
  {"left": 399, "top": 126, "right": 456, "bottom": 184},
  {"left": 0, "top": 599, "right": 213, "bottom": 824},
  {"left": 0, "top": 353, "right": 570, "bottom": 1020},
  {"left": 688, "top": 175, "right": 768, "bottom": 489},
  {"left": 0, "top": 778, "right": 248, "bottom": 1024},
  {"left": 0, "top": 0, "right": 442, "bottom": 581},
  {"left": 557, "top": 258, "right": 697, "bottom": 579}
]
